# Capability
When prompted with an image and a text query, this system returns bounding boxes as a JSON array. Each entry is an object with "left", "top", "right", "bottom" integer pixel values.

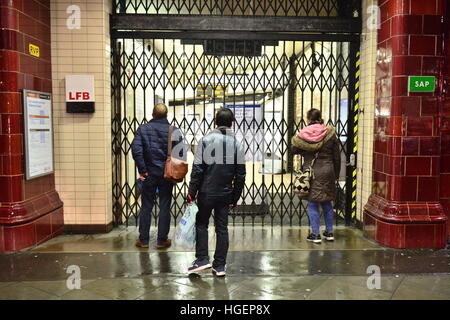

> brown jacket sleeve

[{"left": 333, "top": 135, "right": 341, "bottom": 179}]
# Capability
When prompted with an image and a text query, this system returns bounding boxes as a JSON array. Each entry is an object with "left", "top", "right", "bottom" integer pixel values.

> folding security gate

[{"left": 110, "top": 0, "right": 361, "bottom": 228}]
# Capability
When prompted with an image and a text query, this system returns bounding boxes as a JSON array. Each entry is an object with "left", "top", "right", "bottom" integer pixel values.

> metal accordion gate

[{"left": 110, "top": 0, "right": 362, "bottom": 228}]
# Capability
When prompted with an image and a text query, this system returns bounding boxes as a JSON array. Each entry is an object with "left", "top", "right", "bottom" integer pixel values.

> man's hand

[
  {"left": 229, "top": 203, "right": 236, "bottom": 209},
  {"left": 139, "top": 173, "right": 149, "bottom": 181},
  {"left": 186, "top": 194, "right": 195, "bottom": 206}
]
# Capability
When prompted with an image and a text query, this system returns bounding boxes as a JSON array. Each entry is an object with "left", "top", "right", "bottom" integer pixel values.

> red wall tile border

[
  {"left": 0, "top": 207, "right": 64, "bottom": 253},
  {"left": 0, "top": 190, "right": 63, "bottom": 224}
]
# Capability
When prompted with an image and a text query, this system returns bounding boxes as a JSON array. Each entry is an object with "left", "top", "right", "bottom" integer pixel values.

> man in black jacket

[
  {"left": 186, "top": 108, "right": 246, "bottom": 277},
  {"left": 131, "top": 103, "right": 185, "bottom": 249}
]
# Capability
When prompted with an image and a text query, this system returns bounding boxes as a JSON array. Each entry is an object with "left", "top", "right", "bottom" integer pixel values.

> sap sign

[
  {"left": 65, "top": 75, "right": 95, "bottom": 113},
  {"left": 408, "top": 76, "right": 435, "bottom": 93}
]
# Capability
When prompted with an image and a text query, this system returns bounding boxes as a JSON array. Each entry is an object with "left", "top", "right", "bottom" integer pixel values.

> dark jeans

[
  {"left": 195, "top": 194, "right": 230, "bottom": 268},
  {"left": 138, "top": 175, "right": 174, "bottom": 244}
]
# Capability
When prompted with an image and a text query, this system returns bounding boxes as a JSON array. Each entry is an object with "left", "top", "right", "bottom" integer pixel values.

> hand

[
  {"left": 229, "top": 203, "right": 236, "bottom": 209},
  {"left": 139, "top": 173, "right": 148, "bottom": 181},
  {"left": 186, "top": 194, "right": 195, "bottom": 206}
]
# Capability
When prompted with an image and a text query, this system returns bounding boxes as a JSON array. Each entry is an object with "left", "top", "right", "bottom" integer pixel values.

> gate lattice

[{"left": 110, "top": 0, "right": 360, "bottom": 228}]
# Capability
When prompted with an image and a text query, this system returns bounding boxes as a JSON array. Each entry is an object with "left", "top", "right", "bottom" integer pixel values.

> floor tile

[
  {"left": 21, "top": 279, "right": 95, "bottom": 297},
  {"left": 60, "top": 288, "right": 110, "bottom": 300},
  {"left": 234, "top": 275, "right": 331, "bottom": 299},
  {"left": 136, "top": 283, "right": 203, "bottom": 300},
  {"left": 0, "top": 283, "right": 59, "bottom": 300},
  {"left": 400, "top": 275, "right": 450, "bottom": 295},
  {"left": 391, "top": 276, "right": 450, "bottom": 300},
  {"left": 228, "top": 287, "right": 287, "bottom": 300},
  {"left": 81, "top": 277, "right": 168, "bottom": 300},
  {"left": 330, "top": 275, "right": 404, "bottom": 293},
  {"left": 0, "top": 282, "right": 15, "bottom": 289},
  {"left": 306, "top": 279, "right": 394, "bottom": 300}
]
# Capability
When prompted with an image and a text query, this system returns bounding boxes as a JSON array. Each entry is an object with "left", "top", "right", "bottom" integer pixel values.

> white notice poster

[
  {"left": 23, "top": 90, "right": 54, "bottom": 180},
  {"left": 226, "top": 104, "right": 263, "bottom": 162}
]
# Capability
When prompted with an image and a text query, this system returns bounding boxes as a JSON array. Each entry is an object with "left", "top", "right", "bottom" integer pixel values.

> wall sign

[
  {"left": 408, "top": 76, "right": 436, "bottom": 93},
  {"left": 29, "top": 44, "right": 40, "bottom": 57},
  {"left": 65, "top": 75, "right": 95, "bottom": 113},
  {"left": 23, "top": 90, "right": 54, "bottom": 180}
]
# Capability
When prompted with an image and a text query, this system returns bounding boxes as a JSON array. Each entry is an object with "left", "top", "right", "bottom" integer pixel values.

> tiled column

[
  {"left": 364, "top": 0, "right": 448, "bottom": 248},
  {"left": 51, "top": 0, "right": 113, "bottom": 232},
  {"left": 0, "top": 0, "right": 63, "bottom": 253},
  {"left": 441, "top": 1, "right": 450, "bottom": 239}
]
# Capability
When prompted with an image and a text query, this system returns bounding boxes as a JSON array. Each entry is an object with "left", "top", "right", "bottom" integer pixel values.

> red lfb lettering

[{"left": 69, "top": 92, "right": 90, "bottom": 100}]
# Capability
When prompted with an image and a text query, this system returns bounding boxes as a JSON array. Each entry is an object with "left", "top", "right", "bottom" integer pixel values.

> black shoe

[
  {"left": 307, "top": 234, "right": 322, "bottom": 243},
  {"left": 323, "top": 231, "right": 334, "bottom": 241},
  {"left": 212, "top": 265, "right": 226, "bottom": 277},
  {"left": 188, "top": 260, "right": 212, "bottom": 274}
]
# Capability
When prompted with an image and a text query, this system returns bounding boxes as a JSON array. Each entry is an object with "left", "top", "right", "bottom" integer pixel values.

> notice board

[{"left": 23, "top": 90, "right": 54, "bottom": 180}]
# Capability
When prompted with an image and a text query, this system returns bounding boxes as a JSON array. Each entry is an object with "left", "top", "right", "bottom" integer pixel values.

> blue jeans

[
  {"left": 307, "top": 201, "right": 334, "bottom": 236},
  {"left": 138, "top": 175, "right": 173, "bottom": 244}
]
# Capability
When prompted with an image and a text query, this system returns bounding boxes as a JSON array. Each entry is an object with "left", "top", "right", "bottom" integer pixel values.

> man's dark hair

[
  {"left": 307, "top": 108, "right": 324, "bottom": 124},
  {"left": 215, "top": 108, "right": 235, "bottom": 128}
]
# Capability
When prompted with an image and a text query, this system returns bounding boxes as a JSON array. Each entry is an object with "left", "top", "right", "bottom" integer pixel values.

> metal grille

[
  {"left": 111, "top": 37, "right": 356, "bottom": 227},
  {"left": 113, "top": 0, "right": 360, "bottom": 17}
]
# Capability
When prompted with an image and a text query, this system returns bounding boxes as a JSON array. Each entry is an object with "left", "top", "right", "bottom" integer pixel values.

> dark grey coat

[{"left": 291, "top": 126, "right": 341, "bottom": 202}]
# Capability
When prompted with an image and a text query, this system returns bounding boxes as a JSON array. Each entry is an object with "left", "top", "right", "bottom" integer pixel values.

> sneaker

[
  {"left": 135, "top": 239, "right": 149, "bottom": 248},
  {"left": 307, "top": 234, "right": 322, "bottom": 243},
  {"left": 212, "top": 265, "right": 226, "bottom": 277},
  {"left": 323, "top": 231, "right": 334, "bottom": 241},
  {"left": 188, "top": 260, "right": 212, "bottom": 274},
  {"left": 156, "top": 239, "right": 172, "bottom": 249}
]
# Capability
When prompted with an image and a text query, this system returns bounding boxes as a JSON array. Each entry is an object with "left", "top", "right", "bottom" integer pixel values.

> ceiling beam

[{"left": 110, "top": 14, "right": 361, "bottom": 35}]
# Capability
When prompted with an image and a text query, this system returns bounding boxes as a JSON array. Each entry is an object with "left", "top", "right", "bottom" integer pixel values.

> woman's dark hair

[
  {"left": 307, "top": 108, "right": 324, "bottom": 124},
  {"left": 216, "top": 108, "right": 235, "bottom": 127}
]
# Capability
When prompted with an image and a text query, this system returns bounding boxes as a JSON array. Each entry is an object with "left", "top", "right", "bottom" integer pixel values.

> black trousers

[{"left": 195, "top": 193, "right": 230, "bottom": 268}]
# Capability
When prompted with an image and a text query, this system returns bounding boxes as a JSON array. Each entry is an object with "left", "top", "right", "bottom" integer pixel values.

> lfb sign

[{"left": 65, "top": 75, "right": 95, "bottom": 113}]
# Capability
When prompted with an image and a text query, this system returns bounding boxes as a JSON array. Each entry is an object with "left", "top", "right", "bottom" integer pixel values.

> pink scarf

[{"left": 298, "top": 124, "right": 328, "bottom": 143}]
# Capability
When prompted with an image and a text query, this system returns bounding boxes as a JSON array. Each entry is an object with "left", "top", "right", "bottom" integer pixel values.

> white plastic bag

[{"left": 174, "top": 203, "right": 199, "bottom": 249}]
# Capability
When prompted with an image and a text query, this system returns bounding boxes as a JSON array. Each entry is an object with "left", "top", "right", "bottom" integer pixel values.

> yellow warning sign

[{"left": 29, "top": 44, "right": 40, "bottom": 57}]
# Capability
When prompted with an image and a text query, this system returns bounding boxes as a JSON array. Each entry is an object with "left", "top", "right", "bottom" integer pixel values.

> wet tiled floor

[{"left": 0, "top": 226, "right": 449, "bottom": 300}]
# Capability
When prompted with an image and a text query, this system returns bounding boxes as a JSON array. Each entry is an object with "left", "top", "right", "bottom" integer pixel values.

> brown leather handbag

[{"left": 163, "top": 126, "right": 188, "bottom": 183}]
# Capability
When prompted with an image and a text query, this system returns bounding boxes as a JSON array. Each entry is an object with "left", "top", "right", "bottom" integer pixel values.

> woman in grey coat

[{"left": 292, "top": 109, "right": 341, "bottom": 243}]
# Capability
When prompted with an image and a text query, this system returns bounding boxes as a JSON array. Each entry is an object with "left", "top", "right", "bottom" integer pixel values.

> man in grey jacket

[{"left": 186, "top": 108, "right": 246, "bottom": 277}]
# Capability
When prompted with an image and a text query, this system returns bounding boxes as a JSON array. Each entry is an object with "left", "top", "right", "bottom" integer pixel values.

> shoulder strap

[
  {"left": 310, "top": 149, "right": 321, "bottom": 167},
  {"left": 167, "top": 125, "right": 173, "bottom": 157}
]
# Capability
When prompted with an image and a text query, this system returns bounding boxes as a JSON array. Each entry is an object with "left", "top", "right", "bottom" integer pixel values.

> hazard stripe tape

[{"left": 352, "top": 51, "right": 360, "bottom": 220}]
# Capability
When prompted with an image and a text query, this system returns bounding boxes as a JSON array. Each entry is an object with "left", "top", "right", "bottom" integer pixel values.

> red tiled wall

[
  {"left": 364, "top": 0, "right": 448, "bottom": 248},
  {"left": 442, "top": 0, "right": 450, "bottom": 237},
  {"left": 0, "top": 0, "right": 63, "bottom": 253}
]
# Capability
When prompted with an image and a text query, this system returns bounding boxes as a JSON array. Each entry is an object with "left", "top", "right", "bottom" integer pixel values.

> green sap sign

[{"left": 408, "top": 76, "right": 436, "bottom": 92}]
